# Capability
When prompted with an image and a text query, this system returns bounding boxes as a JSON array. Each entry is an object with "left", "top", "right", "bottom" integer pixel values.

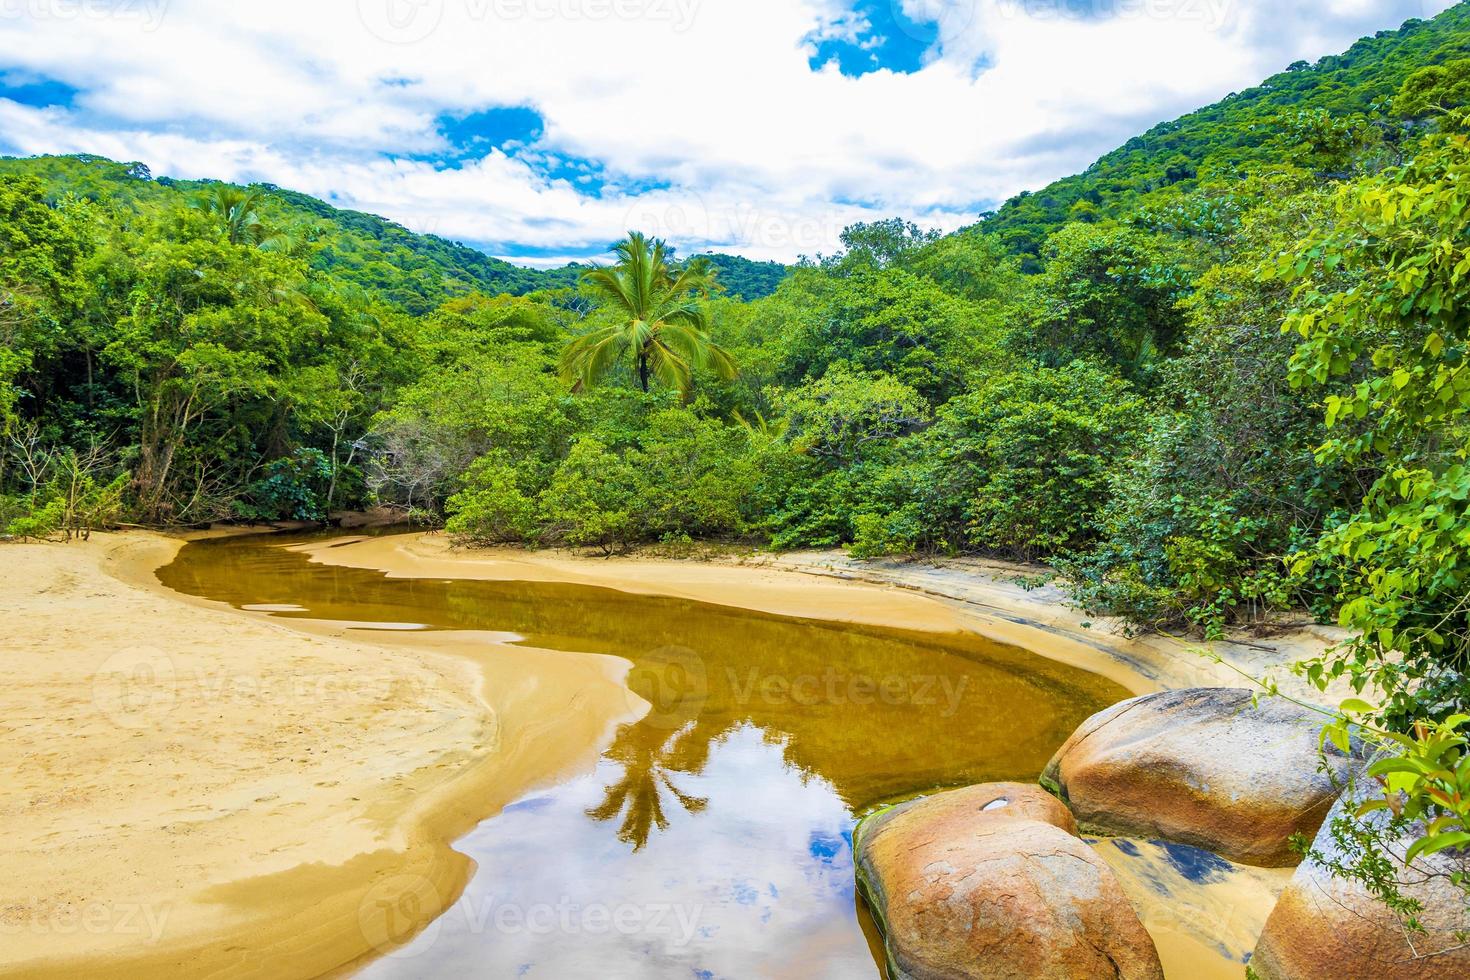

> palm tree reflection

[{"left": 585, "top": 719, "right": 712, "bottom": 850}]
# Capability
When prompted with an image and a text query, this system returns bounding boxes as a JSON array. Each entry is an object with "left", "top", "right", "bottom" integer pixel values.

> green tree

[
  {"left": 905, "top": 227, "right": 1030, "bottom": 304},
  {"left": 444, "top": 453, "right": 540, "bottom": 544},
  {"left": 106, "top": 236, "right": 323, "bottom": 521},
  {"left": 833, "top": 218, "right": 939, "bottom": 271},
  {"left": 915, "top": 362, "right": 1148, "bottom": 559},
  {"left": 0, "top": 175, "right": 91, "bottom": 438},
  {"left": 366, "top": 306, "right": 568, "bottom": 514},
  {"left": 1395, "top": 58, "right": 1470, "bottom": 118},
  {"left": 193, "top": 185, "right": 277, "bottom": 247},
  {"left": 538, "top": 437, "right": 644, "bottom": 553},
  {"left": 776, "top": 367, "right": 928, "bottom": 468},
  {"left": 1018, "top": 224, "right": 1189, "bottom": 381},
  {"left": 1063, "top": 190, "right": 1360, "bottom": 633},
  {"left": 771, "top": 267, "right": 999, "bottom": 402},
  {"left": 632, "top": 408, "right": 757, "bottom": 540},
  {"left": 1275, "top": 114, "right": 1470, "bottom": 724},
  {"left": 560, "top": 233, "right": 736, "bottom": 396}
]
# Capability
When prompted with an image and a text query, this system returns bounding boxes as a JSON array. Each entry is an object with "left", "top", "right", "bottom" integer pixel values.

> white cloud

[{"left": 0, "top": 0, "right": 1454, "bottom": 262}]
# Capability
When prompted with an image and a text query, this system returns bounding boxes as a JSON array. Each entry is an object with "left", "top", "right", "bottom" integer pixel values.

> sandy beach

[
  {"left": 1, "top": 532, "right": 642, "bottom": 979},
  {"left": 2, "top": 529, "right": 1330, "bottom": 978}
]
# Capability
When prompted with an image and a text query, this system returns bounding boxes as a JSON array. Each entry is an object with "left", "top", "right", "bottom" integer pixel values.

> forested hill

[
  {"left": 694, "top": 252, "right": 792, "bottom": 301},
  {"left": 0, "top": 154, "right": 792, "bottom": 312},
  {"left": 981, "top": 1, "right": 1470, "bottom": 265}
]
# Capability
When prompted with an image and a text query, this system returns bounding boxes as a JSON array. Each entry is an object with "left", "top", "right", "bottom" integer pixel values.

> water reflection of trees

[
  {"left": 164, "top": 537, "right": 1128, "bottom": 852},
  {"left": 580, "top": 623, "right": 1128, "bottom": 851},
  {"left": 585, "top": 720, "right": 713, "bottom": 850}
]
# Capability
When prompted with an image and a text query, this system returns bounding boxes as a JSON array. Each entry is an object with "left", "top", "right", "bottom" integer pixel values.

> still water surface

[{"left": 159, "top": 533, "right": 1130, "bottom": 978}]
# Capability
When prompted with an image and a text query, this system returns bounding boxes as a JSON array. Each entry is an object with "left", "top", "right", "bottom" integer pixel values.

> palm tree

[
  {"left": 194, "top": 186, "right": 322, "bottom": 256},
  {"left": 193, "top": 185, "right": 274, "bottom": 247},
  {"left": 257, "top": 220, "right": 325, "bottom": 258},
  {"left": 560, "top": 232, "right": 737, "bottom": 396}
]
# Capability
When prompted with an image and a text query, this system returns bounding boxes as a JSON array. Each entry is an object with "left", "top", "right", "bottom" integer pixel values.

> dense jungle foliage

[{"left": 3, "top": 2, "right": 1469, "bottom": 904}]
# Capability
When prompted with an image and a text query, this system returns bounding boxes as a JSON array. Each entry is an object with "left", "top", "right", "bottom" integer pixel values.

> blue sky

[{"left": 0, "top": 0, "right": 1453, "bottom": 265}]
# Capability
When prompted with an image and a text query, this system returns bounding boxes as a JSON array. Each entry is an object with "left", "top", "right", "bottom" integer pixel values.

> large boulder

[
  {"left": 1041, "top": 688, "right": 1361, "bottom": 866},
  {"left": 854, "top": 782, "right": 1163, "bottom": 980},
  {"left": 1251, "top": 780, "right": 1470, "bottom": 979}
]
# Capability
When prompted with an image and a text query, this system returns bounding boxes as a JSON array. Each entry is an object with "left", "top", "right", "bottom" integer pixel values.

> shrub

[
  {"left": 537, "top": 438, "right": 643, "bottom": 553},
  {"left": 444, "top": 455, "right": 539, "bottom": 545},
  {"left": 3, "top": 436, "right": 127, "bottom": 541},
  {"left": 238, "top": 449, "right": 332, "bottom": 522},
  {"left": 922, "top": 361, "right": 1149, "bottom": 559}
]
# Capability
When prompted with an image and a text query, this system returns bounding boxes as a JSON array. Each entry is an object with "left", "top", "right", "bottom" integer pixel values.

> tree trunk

[
  {"left": 637, "top": 350, "right": 650, "bottom": 393},
  {"left": 326, "top": 427, "right": 341, "bottom": 511}
]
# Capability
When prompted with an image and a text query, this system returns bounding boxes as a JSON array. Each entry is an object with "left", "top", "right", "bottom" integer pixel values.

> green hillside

[
  {"left": 982, "top": 2, "right": 1470, "bottom": 265},
  {"left": 695, "top": 252, "right": 791, "bottom": 301},
  {"left": 0, "top": 153, "right": 581, "bottom": 313}
]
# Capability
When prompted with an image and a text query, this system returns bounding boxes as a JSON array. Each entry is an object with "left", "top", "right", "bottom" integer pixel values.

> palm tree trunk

[{"left": 638, "top": 350, "right": 650, "bottom": 393}]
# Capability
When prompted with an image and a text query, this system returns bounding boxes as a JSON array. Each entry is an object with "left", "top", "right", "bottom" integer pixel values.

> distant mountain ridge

[{"left": 0, "top": 154, "right": 793, "bottom": 312}]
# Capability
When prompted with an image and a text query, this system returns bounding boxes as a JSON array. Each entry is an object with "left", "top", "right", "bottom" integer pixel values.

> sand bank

[
  {"left": 764, "top": 550, "right": 1346, "bottom": 702},
  {"left": 299, "top": 533, "right": 1336, "bottom": 700},
  {"left": 0, "top": 532, "right": 642, "bottom": 979}
]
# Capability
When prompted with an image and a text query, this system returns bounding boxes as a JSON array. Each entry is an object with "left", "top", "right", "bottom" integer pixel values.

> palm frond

[
  {"left": 558, "top": 325, "right": 627, "bottom": 387},
  {"left": 647, "top": 341, "right": 694, "bottom": 395},
  {"left": 659, "top": 322, "right": 738, "bottom": 381}
]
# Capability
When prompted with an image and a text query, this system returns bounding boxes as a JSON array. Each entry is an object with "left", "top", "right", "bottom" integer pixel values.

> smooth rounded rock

[
  {"left": 854, "top": 782, "right": 1164, "bottom": 980},
  {"left": 1251, "top": 780, "right": 1470, "bottom": 979},
  {"left": 1041, "top": 688, "right": 1361, "bottom": 866}
]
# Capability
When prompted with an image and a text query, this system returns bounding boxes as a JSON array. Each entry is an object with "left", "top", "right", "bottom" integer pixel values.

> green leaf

[{"left": 1406, "top": 832, "right": 1470, "bottom": 867}]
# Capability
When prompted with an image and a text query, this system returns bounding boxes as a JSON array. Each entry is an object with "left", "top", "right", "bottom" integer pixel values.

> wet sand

[{"left": 1, "top": 532, "right": 643, "bottom": 979}]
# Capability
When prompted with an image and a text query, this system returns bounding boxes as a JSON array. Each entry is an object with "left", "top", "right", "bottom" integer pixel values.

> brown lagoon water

[{"left": 158, "top": 532, "right": 1132, "bottom": 978}]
